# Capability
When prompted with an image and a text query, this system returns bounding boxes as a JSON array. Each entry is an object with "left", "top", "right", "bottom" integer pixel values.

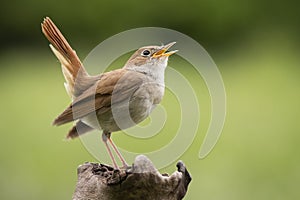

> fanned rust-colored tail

[{"left": 41, "top": 17, "right": 89, "bottom": 97}]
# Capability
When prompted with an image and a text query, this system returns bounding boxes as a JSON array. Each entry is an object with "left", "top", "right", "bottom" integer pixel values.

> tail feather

[
  {"left": 41, "top": 17, "right": 88, "bottom": 97},
  {"left": 42, "top": 17, "right": 101, "bottom": 127},
  {"left": 67, "top": 120, "right": 94, "bottom": 139}
]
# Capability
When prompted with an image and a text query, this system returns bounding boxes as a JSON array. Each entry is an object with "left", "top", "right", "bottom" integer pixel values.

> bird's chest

[{"left": 129, "top": 82, "right": 164, "bottom": 121}]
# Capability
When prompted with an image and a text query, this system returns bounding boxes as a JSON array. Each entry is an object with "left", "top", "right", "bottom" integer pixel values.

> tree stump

[{"left": 72, "top": 155, "right": 192, "bottom": 200}]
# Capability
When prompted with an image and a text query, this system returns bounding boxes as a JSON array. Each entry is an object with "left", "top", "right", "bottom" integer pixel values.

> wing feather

[{"left": 53, "top": 69, "right": 145, "bottom": 126}]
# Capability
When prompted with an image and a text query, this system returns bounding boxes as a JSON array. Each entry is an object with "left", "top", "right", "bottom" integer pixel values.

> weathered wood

[{"left": 72, "top": 155, "right": 192, "bottom": 200}]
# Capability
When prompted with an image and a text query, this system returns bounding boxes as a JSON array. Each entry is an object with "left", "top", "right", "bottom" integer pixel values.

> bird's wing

[{"left": 53, "top": 69, "right": 145, "bottom": 126}]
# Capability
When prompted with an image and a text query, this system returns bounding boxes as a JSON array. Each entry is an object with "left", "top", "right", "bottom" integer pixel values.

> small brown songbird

[{"left": 41, "top": 17, "right": 177, "bottom": 168}]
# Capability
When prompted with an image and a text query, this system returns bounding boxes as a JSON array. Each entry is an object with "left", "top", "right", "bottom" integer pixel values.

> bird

[{"left": 41, "top": 17, "right": 177, "bottom": 169}]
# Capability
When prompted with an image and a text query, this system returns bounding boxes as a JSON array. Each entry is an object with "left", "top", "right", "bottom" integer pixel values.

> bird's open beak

[{"left": 152, "top": 42, "right": 178, "bottom": 58}]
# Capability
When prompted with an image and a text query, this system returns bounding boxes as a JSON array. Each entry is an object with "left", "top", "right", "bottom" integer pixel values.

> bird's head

[{"left": 124, "top": 42, "right": 177, "bottom": 70}]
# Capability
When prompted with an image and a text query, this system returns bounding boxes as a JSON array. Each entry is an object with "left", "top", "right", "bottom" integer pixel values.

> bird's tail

[{"left": 41, "top": 17, "right": 89, "bottom": 98}]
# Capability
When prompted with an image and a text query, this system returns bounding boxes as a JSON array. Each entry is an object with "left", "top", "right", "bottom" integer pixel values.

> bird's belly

[
  {"left": 81, "top": 114, "right": 102, "bottom": 130},
  {"left": 82, "top": 84, "right": 164, "bottom": 132},
  {"left": 128, "top": 83, "right": 164, "bottom": 126},
  {"left": 129, "top": 97, "right": 155, "bottom": 124}
]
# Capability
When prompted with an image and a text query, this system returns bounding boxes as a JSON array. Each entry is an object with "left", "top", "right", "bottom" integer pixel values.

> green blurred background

[{"left": 1, "top": 0, "right": 300, "bottom": 199}]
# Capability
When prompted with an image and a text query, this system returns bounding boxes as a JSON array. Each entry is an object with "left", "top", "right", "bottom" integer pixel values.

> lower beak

[{"left": 152, "top": 42, "right": 178, "bottom": 58}]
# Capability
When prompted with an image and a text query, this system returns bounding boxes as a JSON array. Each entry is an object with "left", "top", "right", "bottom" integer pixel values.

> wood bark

[{"left": 72, "top": 155, "right": 192, "bottom": 200}]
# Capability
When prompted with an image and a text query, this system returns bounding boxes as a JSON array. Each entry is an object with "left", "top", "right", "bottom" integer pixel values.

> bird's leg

[
  {"left": 108, "top": 137, "right": 129, "bottom": 168},
  {"left": 102, "top": 131, "right": 118, "bottom": 169}
]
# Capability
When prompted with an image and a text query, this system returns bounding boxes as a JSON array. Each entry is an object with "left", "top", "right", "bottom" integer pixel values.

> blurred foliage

[
  {"left": 0, "top": 0, "right": 300, "bottom": 200},
  {"left": 1, "top": 0, "right": 300, "bottom": 53}
]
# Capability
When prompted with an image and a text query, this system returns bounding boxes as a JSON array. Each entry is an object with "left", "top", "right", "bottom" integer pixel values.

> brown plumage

[
  {"left": 41, "top": 17, "right": 98, "bottom": 98},
  {"left": 52, "top": 69, "right": 145, "bottom": 126},
  {"left": 67, "top": 120, "right": 94, "bottom": 139},
  {"left": 41, "top": 17, "right": 177, "bottom": 168}
]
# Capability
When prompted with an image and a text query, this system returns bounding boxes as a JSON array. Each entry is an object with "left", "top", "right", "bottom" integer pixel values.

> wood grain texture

[{"left": 72, "top": 155, "right": 192, "bottom": 200}]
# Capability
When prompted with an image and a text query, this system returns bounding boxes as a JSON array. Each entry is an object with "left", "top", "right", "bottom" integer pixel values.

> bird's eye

[{"left": 141, "top": 49, "right": 151, "bottom": 56}]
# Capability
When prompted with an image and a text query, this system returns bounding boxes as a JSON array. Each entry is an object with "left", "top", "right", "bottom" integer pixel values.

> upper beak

[{"left": 152, "top": 42, "right": 178, "bottom": 58}]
